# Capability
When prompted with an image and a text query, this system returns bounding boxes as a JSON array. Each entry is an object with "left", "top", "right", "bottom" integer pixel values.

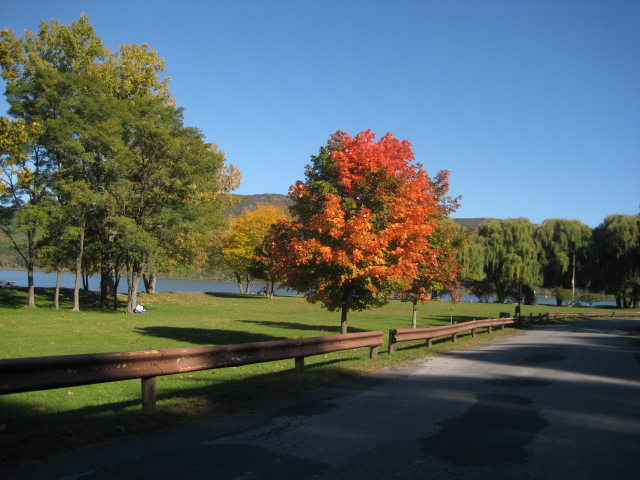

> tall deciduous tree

[
  {"left": 535, "top": 218, "right": 592, "bottom": 305},
  {"left": 1, "top": 15, "right": 239, "bottom": 313},
  {"left": 269, "top": 130, "right": 446, "bottom": 334},
  {"left": 0, "top": 15, "right": 116, "bottom": 310},
  {"left": 0, "top": 116, "right": 42, "bottom": 307}
]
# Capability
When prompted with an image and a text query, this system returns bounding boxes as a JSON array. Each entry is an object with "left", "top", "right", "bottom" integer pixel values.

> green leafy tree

[
  {"left": 2, "top": 15, "right": 239, "bottom": 313},
  {"left": 473, "top": 218, "right": 542, "bottom": 304},
  {"left": 0, "top": 114, "right": 43, "bottom": 307},
  {"left": 0, "top": 15, "right": 117, "bottom": 310},
  {"left": 536, "top": 219, "right": 591, "bottom": 306},
  {"left": 589, "top": 214, "right": 640, "bottom": 308}
]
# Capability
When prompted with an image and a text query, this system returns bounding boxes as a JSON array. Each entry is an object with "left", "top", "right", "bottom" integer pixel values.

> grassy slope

[{"left": 0, "top": 287, "right": 611, "bottom": 468}]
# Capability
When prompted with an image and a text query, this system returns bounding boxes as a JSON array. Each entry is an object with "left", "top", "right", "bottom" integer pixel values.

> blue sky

[{"left": 1, "top": 0, "right": 638, "bottom": 227}]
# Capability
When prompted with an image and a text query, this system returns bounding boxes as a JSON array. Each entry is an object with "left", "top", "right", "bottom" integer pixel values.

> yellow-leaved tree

[{"left": 222, "top": 205, "right": 289, "bottom": 294}]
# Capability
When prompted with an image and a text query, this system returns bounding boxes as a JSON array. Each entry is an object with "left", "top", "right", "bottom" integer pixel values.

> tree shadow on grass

[
  {"left": 0, "top": 286, "right": 126, "bottom": 312},
  {"left": 425, "top": 314, "right": 502, "bottom": 324},
  {"left": 204, "top": 292, "right": 266, "bottom": 300},
  {"left": 134, "top": 326, "right": 288, "bottom": 346},
  {"left": 239, "top": 320, "right": 368, "bottom": 334}
]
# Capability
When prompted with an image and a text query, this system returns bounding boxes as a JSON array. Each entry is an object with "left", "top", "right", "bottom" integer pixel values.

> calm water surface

[
  {"left": 0, "top": 269, "right": 293, "bottom": 296},
  {"left": 0, "top": 269, "right": 615, "bottom": 306}
]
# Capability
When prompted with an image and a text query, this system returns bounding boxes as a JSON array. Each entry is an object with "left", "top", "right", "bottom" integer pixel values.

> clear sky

[{"left": 1, "top": 1, "right": 639, "bottom": 227}]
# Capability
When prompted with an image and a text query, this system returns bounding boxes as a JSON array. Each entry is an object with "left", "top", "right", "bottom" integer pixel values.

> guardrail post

[
  {"left": 295, "top": 357, "right": 305, "bottom": 379},
  {"left": 452, "top": 332, "right": 458, "bottom": 342},
  {"left": 141, "top": 376, "right": 157, "bottom": 411},
  {"left": 471, "top": 328, "right": 477, "bottom": 338},
  {"left": 488, "top": 325, "right": 493, "bottom": 334},
  {"left": 369, "top": 346, "right": 379, "bottom": 359},
  {"left": 426, "top": 338, "right": 433, "bottom": 347},
  {"left": 389, "top": 329, "right": 397, "bottom": 355}
]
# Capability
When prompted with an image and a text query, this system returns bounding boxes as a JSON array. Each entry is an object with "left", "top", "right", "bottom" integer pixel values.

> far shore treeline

[{"left": 1, "top": 16, "right": 638, "bottom": 325}]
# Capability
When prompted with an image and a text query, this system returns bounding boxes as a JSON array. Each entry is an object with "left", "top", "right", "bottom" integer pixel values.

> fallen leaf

[
  {"left": 31, "top": 407, "right": 46, "bottom": 412},
  {"left": 67, "top": 391, "right": 74, "bottom": 396}
]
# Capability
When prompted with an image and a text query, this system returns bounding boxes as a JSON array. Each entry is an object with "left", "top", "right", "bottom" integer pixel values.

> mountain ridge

[{"left": 226, "top": 194, "right": 487, "bottom": 229}]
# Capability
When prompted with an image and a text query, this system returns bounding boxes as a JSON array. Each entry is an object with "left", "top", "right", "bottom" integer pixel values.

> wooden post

[
  {"left": 388, "top": 329, "right": 397, "bottom": 355},
  {"left": 295, "top": 357, "right": 305, "bottom": 379},
  {"left": 452, "top": 333, "right": 458, "bottom": 342},
  {"left": 488, "top": 325, "right": 493, "bottom": 334},
  {"left": 472, "top": 328, "right": 477, "bottom": 338},
  {"left": 370, "top": 346, "right": 379, "bottom": 359},
  {"left": 141, "top": 376, "right": 156, "bottom": 411}
]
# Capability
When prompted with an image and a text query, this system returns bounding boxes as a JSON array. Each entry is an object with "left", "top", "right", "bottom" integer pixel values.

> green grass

[{"left": 0, "top": 286, "right": 614, "bottom": 468}]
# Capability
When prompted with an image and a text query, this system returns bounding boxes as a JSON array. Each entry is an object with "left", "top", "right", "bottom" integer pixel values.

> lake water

[
  {"left": 0, "top": 268, "right": 615, "bottom": 306},
  {"left": 0, "top": 269, "right": 293, "bottom": 296}
]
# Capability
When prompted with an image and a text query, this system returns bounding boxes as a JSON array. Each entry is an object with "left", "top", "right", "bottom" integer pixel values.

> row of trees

[
  {"left": 0, "top": 16, "right": 240, "bottom": 312},
  {"left": 218, "top": 131, "right": 638, "bottom": 333},
  {"left": 459, "top": 215, "right": 640, "bottom": 309}
]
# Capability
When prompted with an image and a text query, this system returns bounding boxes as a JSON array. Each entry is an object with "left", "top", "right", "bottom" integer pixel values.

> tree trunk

[
  {"left": 72, "top": 218, "right": 85, "bottom": 312},
  {"left": 341, "top": 304, "right": 348, "bottom": 334},
  {"left": 245, "top": 274, "right": 253, "bottom": 295},
  {"left": 113, "top": 273, "right": 121, "bottom": 311},
  {"left": 26, "top": 229, "right": 36, "bottom": 308},
  {"left": 100, "top": 264, "right": 113, "bottom": 308},
  {"left": 411, "top": 299, "right": 418, "bottom": 329},
  {"left": 113, "top": 257, "right": 122, "bottom": 311},
  {"left": 126, "top": 261, "right": 143, "bottom": 314},
  {"left": 143, "top": 270, "right": 157, "bottom": 294},
  {"left": 53, "top": 270, "right": 61, "bottom": 309},
  {"left": 234, "top": 272, "right": 245, "bottom": 294}
]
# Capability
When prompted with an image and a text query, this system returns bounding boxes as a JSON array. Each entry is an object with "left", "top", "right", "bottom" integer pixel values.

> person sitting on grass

[{"left": 134, "top": 304, "right": 146, "bottom": 313}]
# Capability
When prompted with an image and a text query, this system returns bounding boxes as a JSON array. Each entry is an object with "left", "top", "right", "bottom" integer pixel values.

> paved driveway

[{"left": 6, "top": 319, "right": 640, "bottom": 480}]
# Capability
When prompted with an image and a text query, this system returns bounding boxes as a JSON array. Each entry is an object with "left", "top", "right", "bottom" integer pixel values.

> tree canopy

[
  {"left": 0, "top": 15, "right": 239, "bottom": 311},
  {"left": 268, "top": 130, "right": 459, "bottom": 333}
]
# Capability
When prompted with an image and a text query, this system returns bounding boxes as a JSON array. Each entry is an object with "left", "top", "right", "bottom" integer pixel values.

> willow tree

[
  {"left": 535, "top": 218, "right": 592, "bottom": 305},
  {"left": 589, "top": 214, "right": 640, "bottom": 308},
  {"left": 269, "top": 130, "right": 449, "bottom": 334},
  {"left": 475, "top": 218, "right": 541, "bottom": 304}
]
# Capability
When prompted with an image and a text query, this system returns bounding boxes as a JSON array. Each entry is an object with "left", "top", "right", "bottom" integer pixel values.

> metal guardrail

[
  {"left": 546, "top": 311, "right": 640, "bottom": 319},
  {"left": 388, "top": 317, "right": 517, "bottom": 354},
  {"left": 0, "top": 331, "right": 384, "bottom": 410}
]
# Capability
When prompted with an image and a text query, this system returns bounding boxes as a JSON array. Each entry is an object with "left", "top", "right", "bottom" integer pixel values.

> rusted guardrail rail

[
  {"left": 389, "top": 317, "right": 518, "bottom": 354},
  {"left": 0, "top": 331, "right": 384, "bottom": 411},
  {"left": 547, "top": 311, "right": 640, "bottom": 319}
]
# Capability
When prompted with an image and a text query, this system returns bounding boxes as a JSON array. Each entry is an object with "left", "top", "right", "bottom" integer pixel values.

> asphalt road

[{"left": 6, "top": 318, "right": 640, "bottom": 480}]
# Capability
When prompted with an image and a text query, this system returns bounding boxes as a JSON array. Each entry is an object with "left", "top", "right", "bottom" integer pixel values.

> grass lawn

[{"left": 0, "top": 286, "right": 613, "bottom": 468}]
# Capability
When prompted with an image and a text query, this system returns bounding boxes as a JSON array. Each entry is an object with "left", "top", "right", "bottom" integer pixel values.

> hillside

[
  {"left": 225, "top": 194, "right": 487, "bottom": 229},
  {"left": 223, "top": 193, "right": 292, "bottom": 217},
  {"left": 452, "top": 218, "right": 488, "bottom": 229}
]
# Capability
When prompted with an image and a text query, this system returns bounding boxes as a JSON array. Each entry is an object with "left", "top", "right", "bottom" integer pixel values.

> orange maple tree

[{"left": 268, "top": 130, "right": 460, "bottom": 333}]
